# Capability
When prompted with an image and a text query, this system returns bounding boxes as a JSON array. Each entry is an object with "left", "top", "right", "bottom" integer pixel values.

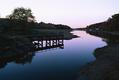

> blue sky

[{"left": 0, "top": 0, "right": 119, "bottom": 28}]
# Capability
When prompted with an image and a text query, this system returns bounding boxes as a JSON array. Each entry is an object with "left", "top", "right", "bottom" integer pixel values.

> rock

[{"left": 79, "top": 45, "right": 119, "bottom": 80}]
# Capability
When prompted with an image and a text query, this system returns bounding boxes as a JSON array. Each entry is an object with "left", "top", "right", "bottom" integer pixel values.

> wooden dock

[{"left": 27, "top": 35, "right": 64, "bottom": 50}]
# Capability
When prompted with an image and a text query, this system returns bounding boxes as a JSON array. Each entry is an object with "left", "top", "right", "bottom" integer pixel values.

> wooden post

[
  {"left": 46, "top": 40, "right": 51, "bottom": 47},
  {"left": 52, "top": 40, "right": 57, "bottom": 46},
  {"left": 38, "top": 40, "right": 43, "bottom": 48},
  {"left": 46, "top": 40, "right": 48, "bottom": 47}
]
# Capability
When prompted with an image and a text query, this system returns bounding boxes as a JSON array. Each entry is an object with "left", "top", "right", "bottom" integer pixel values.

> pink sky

[{"left": 0, "top": 0, "right": 119, "bottom": 28}]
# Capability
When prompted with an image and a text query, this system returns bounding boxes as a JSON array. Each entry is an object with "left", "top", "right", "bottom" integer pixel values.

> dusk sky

[{"left": 0, "top": 0, "right": 119, "bottom": 28}]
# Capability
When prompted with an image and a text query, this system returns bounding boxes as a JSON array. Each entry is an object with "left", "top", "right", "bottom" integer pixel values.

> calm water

[{"left": 0, "top": 31, "right": 106, "bottom": 80}]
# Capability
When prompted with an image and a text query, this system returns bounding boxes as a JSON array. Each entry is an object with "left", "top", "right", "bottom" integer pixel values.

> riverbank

[
  {"left": 86, "top": 29, "right": 119, "bottom": 40},
  {"left": 32, "top": 29, "right": 78, "bottom": 40},
  {"left": 79, "top": 30, "right": 119, "bottom": 80},
  {"left": 0, "top": 29, "right": 78, "bottom": 55},
  {"left": 79, "top": 43, "right": 119, "bottom": 80}
]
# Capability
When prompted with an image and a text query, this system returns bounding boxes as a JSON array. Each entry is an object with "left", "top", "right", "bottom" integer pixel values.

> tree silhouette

[
  {"left": 87, "top": 13, "right": 119, "bottom": 31},
  {"left": 7, "top": 7, "right": 35, "bottom": 22}
]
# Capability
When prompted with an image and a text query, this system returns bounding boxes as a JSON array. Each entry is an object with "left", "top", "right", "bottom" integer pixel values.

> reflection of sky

[
  {"left": 0, "top": 0, "right": 119, "bottom": 27},
  {"left": 0, "top": 31, "right": 107, "bottom": 80}
]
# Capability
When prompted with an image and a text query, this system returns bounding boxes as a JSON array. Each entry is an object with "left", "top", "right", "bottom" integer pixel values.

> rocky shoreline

[{"left": 79, "top": 31, "right": 119, "bottom": 80}]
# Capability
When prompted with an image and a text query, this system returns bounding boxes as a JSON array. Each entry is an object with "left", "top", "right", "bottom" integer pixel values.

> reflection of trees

[
  {"left": 79, "top": 37, "right": 119, "bottom": 80},
  {"left": 0, "top": 51, "right": 35, "bottom": 69},
  {"left": 0, "top": 39, "right": 64, "bottom": 70}
]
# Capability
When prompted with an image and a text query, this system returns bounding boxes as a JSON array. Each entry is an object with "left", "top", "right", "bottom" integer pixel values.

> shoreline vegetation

[
  {"left": 79, "top": 37, "right": 119, "bottom": 80},
  {"left": 86, "top": 13, "right": 119, "bottom": 35},
  {"left": 79, "top": 13, "right": 119, "bottom": 80},
  {"left": 0, "top": 7, "right": 78, "bottom": 56}
]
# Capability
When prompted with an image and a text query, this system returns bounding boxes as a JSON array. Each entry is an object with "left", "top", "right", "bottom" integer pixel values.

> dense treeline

[
  {"left": 0, "top": 18, "right": 72, "bottom": 35},
  {"left": 35, "top": 22, "right": 72, "bottom": 30},
  {"left": 87, "top": 13, "right": 119, "bottom": 31},
  {"left": 0, "top": 7, "right": 72, "bottom": 35}
]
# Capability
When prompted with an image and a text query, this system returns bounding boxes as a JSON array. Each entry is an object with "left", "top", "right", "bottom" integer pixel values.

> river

[{"left": 0, "top": 31, "right": 107, "bottom": 80}]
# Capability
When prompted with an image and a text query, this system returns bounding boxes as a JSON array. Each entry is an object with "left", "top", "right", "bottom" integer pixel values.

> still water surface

[{"left": 0, "top": 31, "right": 106, "bottom": 80}]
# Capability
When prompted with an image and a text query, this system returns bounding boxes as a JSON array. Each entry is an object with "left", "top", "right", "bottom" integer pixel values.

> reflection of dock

[
  {"left": 0, "top": 38, "right": 64, "bottom": 69},
  {"left": 0, "top": 35, "right": 64, "bottom": 69},
  {"left": 28, "top": 35, "right": 64, "bottom": 50}
]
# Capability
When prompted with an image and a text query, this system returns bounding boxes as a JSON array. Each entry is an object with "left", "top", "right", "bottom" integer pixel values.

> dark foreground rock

[{"left": 79, "top": 44, "right": 119, "bottom": 80}]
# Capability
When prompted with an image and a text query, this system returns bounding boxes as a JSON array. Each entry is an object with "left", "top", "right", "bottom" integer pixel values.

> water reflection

[
  {"left": 79, "top": 33, "right": 119, "bottom": 80},
  {"left": 0, "top": 31, "right": 106, "bottom": 80},
  {"left": 0, "top": 40, "right": 64, "bottom": 70},
  {"left": 0, "top": 51, "right": 34, "bottom": 69}
]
